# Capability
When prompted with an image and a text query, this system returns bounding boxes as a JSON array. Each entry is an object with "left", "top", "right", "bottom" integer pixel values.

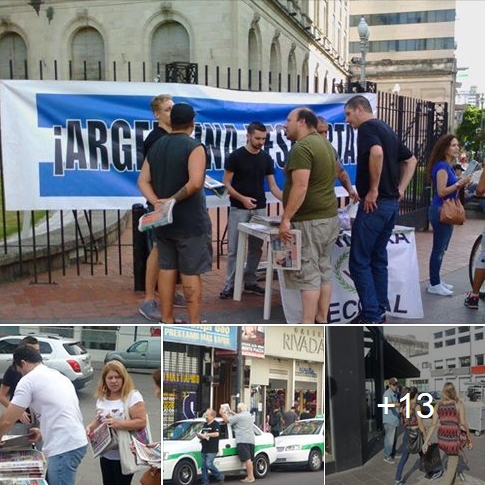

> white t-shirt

[
  {"left": 95, "top": 390, "right": 144, "bottom": 461},
  {"left": 11, "top": 364, "right": 88, "bottom": 457}
]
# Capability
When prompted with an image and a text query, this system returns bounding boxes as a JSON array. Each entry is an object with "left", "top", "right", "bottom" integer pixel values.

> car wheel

[
  {"left": 172, "top": 460, "right": 197, "bottom": 485},
  {"left": 308, "top": 448, "right": 322, "bottom": 472},
  {"left": 253, "top": 454, "right": 270, "bottom": 479}
]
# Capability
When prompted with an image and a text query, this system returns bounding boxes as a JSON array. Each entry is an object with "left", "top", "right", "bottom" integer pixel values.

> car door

[
  {"left": 123, "top": 340, "right": 149, "bottom": 368},
  {"left": 214, "top": 422, "right": 241, "bottom": 473}
]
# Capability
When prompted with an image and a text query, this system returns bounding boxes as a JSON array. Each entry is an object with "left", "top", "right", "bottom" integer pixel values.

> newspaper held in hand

[
  {"left": 220, "top": 403, "right": 231, "bottom": 414},
  {"left": 131, "top": 436, "right": 161, "bottom": 468},
  {"left": 138, "top": 199, "right": 175, "bottom": 232},
  {"left": 204, "top": 175, "right": 227, "bottom": 198},
  {"left": 462, "top": 159, "right": 480, "bottom": 177},
  {"left": 270, "top": 230, "right": 302, "bottom": 270},
  {"left": 88, "top": 422, "right": 115, "bottom": 458}
]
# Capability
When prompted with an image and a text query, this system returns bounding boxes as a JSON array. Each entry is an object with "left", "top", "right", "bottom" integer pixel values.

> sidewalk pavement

[
  {"left": 0, "top": 217, "right": 484, "bottom": 324},
  {"left": 326, "top": 431, "right": 485, "bottom": 485}
]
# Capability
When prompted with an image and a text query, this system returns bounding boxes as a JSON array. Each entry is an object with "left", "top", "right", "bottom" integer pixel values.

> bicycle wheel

[{"left": 469, "top": 234, "right": 485, "bottom": 299}]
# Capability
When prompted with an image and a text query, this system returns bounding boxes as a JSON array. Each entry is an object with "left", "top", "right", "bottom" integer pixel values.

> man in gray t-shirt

[{"left": 220, "top": 403, "right": 255, "bottom": 483}]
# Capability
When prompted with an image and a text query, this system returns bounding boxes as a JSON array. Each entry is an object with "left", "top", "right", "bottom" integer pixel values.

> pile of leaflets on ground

[{"left": 0, "top": 449, "right": 47, "bottom": 485}]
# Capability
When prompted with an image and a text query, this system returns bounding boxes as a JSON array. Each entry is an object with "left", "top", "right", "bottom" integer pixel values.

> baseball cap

[
  {"left": 388, "top": 377, "right": 398, "bottom": 385},
  {"left": 170, "top": 103, "right": 196, "bottom": 125}
]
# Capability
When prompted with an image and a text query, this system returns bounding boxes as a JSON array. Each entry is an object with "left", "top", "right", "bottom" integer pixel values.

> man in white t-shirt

[{"left": 0, "top": 345, "right": 88, "bottom": 485}]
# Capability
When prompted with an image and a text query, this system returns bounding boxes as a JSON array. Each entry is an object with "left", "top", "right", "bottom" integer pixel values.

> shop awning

[{"left": 383, "top": 340, "right": 420, "bottom": 379}]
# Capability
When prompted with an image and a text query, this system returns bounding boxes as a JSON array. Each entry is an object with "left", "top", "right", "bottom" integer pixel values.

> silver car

[{"left": 0, "top": 334, "right": 94, "bottom": 389}]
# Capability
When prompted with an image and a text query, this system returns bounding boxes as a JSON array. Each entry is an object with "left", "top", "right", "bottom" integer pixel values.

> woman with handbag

[
  {"left": 86, "top": 361, "right": 148, "bottom": 485},
  {"left": 426, "top": 134, "right": 471, "bottom": 296},
  {"left": 422, "top": 382, "right": 473, "bottom": 485},
  {"left": 395, "top": 387, "right": 427, "bottom": 485}
]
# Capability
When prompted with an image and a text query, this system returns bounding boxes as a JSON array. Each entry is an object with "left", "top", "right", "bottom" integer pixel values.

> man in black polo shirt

[
  {"left": 344, "top": 95, "right": 417, "bottom": 324},
  {"left": 197, "top": 408, "right": 224, "bottom": 485}
]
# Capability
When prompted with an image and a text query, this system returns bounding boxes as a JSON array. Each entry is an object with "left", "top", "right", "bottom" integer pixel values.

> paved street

[
  {"left": 326, "top": 426, "right": 485, "bottom": 485},
  {"left": 76, "top": 365, "right": 160, "bottom": 485}
]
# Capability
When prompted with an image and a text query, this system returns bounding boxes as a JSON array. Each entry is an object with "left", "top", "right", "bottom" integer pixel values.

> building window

[
  {"left": 287, "top": 50, "right": 296, "bottom": 92},
  {"left": 350, "top": 37, "right": 455, "bottom": 54},
  {"left": 0, "top": 32, "right": 27, "bottom": 79},
  {"left": 349, "top": 9, "right": 455, "bottom": 27},
  {"left": 446, "top": 358, "right": 456, "bottom": 369},
  {"left": 458, "top": 326, "right": 470, "bottom": 333},
  {"left": 434, "top": 341, "right": 443, "bottom": 349},
  {"left": 459, "top": 356, "right": 471, "bottom": 367},
  {"left": 71, "top": 27, "right": 105, "bottom": 80},
  {"left": 458, "top": 335, "right": 470, "bottom": 344},
  {"left": 476, "top": 354, "right": 484, "bottom": 366},
  {"left": 445, "top": 339, "right": 455, "bottom": 346},
  {"left": 151, "top": 21, "right": 190, "bottom": 79},
  {"left": 445, "top": 328, "right": 456, "bottom": 336},
  {"left": 434, "top": 331, "right": 443, "bottom": 339},
  {"left": 248, "top": 28, "right": 260, "bottom": 90},
  {"left": 475, "top": 332, "right": 484, "bottom": 341},
  {"left": 269, "top": 41, "right": 280, "bottom": 91},
  {"left": 435, "top": 360, "right": 443, "bottom": 370}
]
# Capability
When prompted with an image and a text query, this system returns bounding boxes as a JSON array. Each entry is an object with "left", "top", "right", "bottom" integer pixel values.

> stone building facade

[{"left": 0, "top": 0, "right": 349, "bottom": 92}]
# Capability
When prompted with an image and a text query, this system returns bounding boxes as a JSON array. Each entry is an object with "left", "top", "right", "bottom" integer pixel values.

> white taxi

[
  {"left": 163, "top": 418, "right": 277, "bottom": 485},
  {"left": 274, "top": 418, "right": 324, "bottom": 471}
]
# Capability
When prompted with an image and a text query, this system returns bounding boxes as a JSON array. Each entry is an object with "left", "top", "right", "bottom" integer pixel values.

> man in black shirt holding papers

[{"left": 197, "top": 409, "right": 224, "bottom": 485}]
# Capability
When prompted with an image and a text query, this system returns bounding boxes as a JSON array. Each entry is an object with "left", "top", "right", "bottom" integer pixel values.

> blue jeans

[
  {"left": 428, "top": 204, "right": 454, "bottom": 286},
  {"left": 349, "top": 199, "right": 398, "bottom": 322},
  {"left": 47, "top": 445, "right": 87, "bottom": 485},
  {"left": 395, "top": 428, "right": 410, "bottom": 481},
  {"left": 225, "top": 207, "right": 266, "bottom": 287},
  {"left": 201, "top": 452, "right": 223, "bottom": 484},
  {"left": 383, "top": 423, "right": 398, "bottom": 460}
]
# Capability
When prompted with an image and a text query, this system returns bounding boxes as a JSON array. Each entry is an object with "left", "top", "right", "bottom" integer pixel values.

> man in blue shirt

[{"left": 382, "top": 377, "right": 400, "bottom": 464}]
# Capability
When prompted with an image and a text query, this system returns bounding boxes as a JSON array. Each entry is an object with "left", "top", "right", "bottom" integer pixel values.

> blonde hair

[
  {"left": 441, "top": 382, "right": 459, "bottom": 402},
  {"left": 151, "top": 94, "right": 172, "bottom": 113},
  {"left": 95, "top": 361, "right": 135, "bottom": 400}
]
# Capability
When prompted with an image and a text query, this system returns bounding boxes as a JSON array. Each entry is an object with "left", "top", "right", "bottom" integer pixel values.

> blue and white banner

[
  {"left": 0, "top": 80, "right": 376, "bottom": 210},
  {"left": 163, "top": 325, "right": 237, "bottom": 350}
]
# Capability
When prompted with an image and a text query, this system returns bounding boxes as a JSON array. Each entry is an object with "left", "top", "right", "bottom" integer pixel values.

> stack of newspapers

[
  {"left": 132, "top": 436, "right": 161, "bottom": 468},
  {"left": 0, "top": 449, "right": 47, "bottom": 484}
]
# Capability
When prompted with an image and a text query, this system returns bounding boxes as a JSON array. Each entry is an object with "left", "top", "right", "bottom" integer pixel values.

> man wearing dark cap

[
  {"left": 138, "top": 102, "right": 212, "bottom": 324},
  {"left": 382, "top": 377, "right": 400, "bottom": 464}
]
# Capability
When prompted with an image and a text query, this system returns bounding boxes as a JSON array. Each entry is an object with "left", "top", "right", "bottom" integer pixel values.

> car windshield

[
  {"left": 164, "top": 421, "right": 205, "bottom": 441},
  {"left": 280, "top": 420, "right": 323, "bottom": 436}
]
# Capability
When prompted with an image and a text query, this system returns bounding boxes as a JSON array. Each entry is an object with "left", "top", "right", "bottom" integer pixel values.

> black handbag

[{"left": 406, "top": 428, "right": 424, "bottom": 454}]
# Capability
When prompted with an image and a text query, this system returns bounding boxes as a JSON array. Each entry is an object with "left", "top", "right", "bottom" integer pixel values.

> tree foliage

[{"left": 456, "top": 106, "right": 484, "bottom": 153}]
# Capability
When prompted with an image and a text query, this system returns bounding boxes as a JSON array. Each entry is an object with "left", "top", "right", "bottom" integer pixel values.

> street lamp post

[
  {"left": 357, "top": 16, "right": 370, "bottom": 91},
  {"left": 480, "top": 94, "right": 485, "bottom": 162}
]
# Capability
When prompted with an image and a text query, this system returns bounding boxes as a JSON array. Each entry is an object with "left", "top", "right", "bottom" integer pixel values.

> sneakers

[
  {"left": 441, "top": 281, "right": 454, "bottom": 291},
  {"left": 173, "top": 292, "right": 187, "bottom": 308},
  {"left": 464, "top": 292, "right": 479, "bottom": 309},
  {"left": 350, "top": 314, "right": 383, "bottom": 324},
  {"left": 244, "top": 283, "right": 265, "bottom": 295},
  {"left": 430, "top": 470, "right": 443, "bottom": 480},
  {"left": 395, "top": 481, "right": 404, "bottom": 485},
  {"left": 219, "top": 285, "right": 234, "bottom": 299},
  {"left": 427, "top": 283, "right": 453, "bottom": 296},
  {"left": 384, "top": 457, "right": 395, "bottom": 464},
  {"left": 138, "top": 300, "right": 161, "bottom": 321}
]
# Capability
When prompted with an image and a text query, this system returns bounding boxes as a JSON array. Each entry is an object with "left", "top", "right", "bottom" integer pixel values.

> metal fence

[{"left": 0, "top": 60, "right": 448, "bottom": 283}]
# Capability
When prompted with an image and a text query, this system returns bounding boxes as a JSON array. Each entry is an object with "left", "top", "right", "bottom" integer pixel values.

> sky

[
  {"left": 384, "top": 326, "right": 431, "bottom": 341},
  {"left": 455, "top": 1, "right": 485, "bottom": 93}
]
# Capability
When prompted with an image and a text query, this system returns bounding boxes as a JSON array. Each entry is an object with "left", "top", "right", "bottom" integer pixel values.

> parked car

[
  {"left": 273, "top": 418, "right": 324, "bottom": 471},
  {"left": 104, "top": 337, "right": 160, "bottom": 369},
  {"left": 0, "top": 334, "right": 94, "bottom": 390},
  {"left": 163, "top": 418, "right": 277, "bottom": 485}
]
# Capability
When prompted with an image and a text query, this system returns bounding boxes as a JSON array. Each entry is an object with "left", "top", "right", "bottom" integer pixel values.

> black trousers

[{"left": 100, "top": 457, "right": 134, "bottom": 485}]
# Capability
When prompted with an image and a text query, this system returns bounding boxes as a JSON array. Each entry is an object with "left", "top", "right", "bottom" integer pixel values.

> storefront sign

[
  {"left": 163, "top": 372, "right": 200, "bottom": 384},
  {"left": 295, "top": 365, "right": 318, "bottom": 382},
  {"left": 163, "top": 326, "right": 237, "bottom": 350},
  {"left": 241, "top": 326, "right": 265, "bottom": 358},
  {"left": 282, "top": 328, "right": 324, "bottom": 357}
]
